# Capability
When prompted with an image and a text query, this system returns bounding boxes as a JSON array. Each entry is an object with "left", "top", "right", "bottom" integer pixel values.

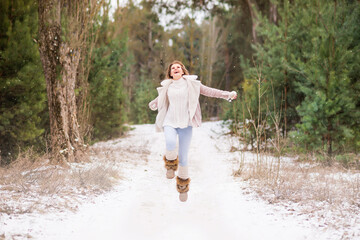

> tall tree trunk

[
  {"left": 245, "top": 0, "right": 259, "bottom": 44},
  {"left": 147, "top": 20, "right": 153, "bottom": 74},
  {"left": 327, "top": 123, "right": 333, "bottom": 159},
  {"left": 59, "top": 42, "right": 84, "bottom": 156},
  {"left": 225, "top": 46, "right": 231, "bottom": 91},
  {"left": 269, "top": 1, "right": 277, "bottom": 24},
  {"left": 326, "top": 0, "right": 336, "bottom": 162},
  {"left": 76, "top": 43, "right": 92, "bottom": 138},
  {"left": 189, "top": 18, "right": 195, "bottom": 72},
  {"left": 70, "top": 0, "right": 103, "bottom": 141},
  {"left": 207, "top": 17, "right": 214, "bottom": 87},
  {"left": 38, "top": 0, "right": 64, "bottom": 162},
  {"left": 200, "top": 35, "right": 206, "bottom": 80},
  {"left": 38, "top": 0, "right": 83, "bottom": 163},
  {"left": 283, "top": 0, "right": 288, "bottom": 137},
  {"left": 207, "top": 16, "right": 219, "bottom": 117}
]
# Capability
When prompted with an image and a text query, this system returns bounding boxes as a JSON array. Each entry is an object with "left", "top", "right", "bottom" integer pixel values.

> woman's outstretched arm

[{"left": 200, "top": 84, "right": 237, "bottom": 100}]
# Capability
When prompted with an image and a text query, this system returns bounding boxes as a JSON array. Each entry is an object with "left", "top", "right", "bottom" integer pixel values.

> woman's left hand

[{"left": 229, "top": 91, "right": 237, "bottom": 101}]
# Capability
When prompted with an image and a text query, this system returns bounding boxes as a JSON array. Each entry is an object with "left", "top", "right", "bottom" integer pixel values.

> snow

[{"left": 0, "top": 121, "right": 358, "bottom": 239}]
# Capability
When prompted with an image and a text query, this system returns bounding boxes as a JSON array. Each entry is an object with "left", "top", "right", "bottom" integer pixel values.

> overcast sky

[{"left": 109, "top": 0, "right": 207, "bottom": 30}]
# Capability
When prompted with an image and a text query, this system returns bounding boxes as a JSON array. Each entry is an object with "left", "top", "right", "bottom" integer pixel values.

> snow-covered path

[{"left": 3, "top": 122, "right": 325, "bottom": 239}]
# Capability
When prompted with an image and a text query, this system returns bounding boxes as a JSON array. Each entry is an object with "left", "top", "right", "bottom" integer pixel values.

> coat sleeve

[
  {"left": 149, "top": 97, "right": 158, "bottom": 111},
  {"left": 200, "top": 84, "right": 231, "bottom": 100}
]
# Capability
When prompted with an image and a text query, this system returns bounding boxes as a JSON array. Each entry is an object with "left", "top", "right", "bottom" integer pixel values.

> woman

[{"left": 148, "top": 60, "right": 237, "bottom": 202}]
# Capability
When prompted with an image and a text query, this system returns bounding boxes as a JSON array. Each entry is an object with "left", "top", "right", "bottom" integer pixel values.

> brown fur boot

[
  {"left": 163, "top": 156, "right": 178, "bottom": 179},
  {"left": 176, "top": 176, "right": 190, "bottom": 202}
]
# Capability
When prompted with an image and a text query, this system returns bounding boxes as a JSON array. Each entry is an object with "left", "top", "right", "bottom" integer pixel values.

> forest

[{"left": 1, "top": 0, "right": 359, "bottom": 166}]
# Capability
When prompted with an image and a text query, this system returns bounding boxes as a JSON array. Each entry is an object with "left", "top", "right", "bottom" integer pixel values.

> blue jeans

[{"left": 163, "top": 126, "right": 193, "bottom": 167}]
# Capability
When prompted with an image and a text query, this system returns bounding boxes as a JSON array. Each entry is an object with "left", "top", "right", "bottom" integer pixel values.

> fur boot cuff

[
  {"left": 176, "top": 176, "right": 191, "bottom": 193},
  {"left": 163, "top": 156, "right": 178, "bottom": 171}
]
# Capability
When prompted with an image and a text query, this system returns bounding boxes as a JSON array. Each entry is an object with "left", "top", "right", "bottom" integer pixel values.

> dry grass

[
  {"left": 0, "top": 146, "right": 128, "bottom": 215},
  {"left": 237, "top": 161, "right": 359, "bottom": 205},
  {"left": 0, "top": 134, "right": 150, "bottom": 216},
  {"left": 234, "top": 152, "right": 360, "bottom": 233}
]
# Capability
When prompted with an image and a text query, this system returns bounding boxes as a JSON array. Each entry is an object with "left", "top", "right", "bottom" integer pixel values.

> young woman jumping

[{"left": 148, "top": 60, "right": 237, "bottom": 202}]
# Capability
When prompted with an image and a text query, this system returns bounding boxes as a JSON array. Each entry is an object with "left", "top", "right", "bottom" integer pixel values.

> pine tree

[
  {"left": 88, "top": 14, "right": 131, "bottom": 141},
  {"left": 234, "top": 0, "right": 360, "bottom": 156},
  {"left": 0, "top": 0, "right": 46, "bottom": 163},
  {"left": 131, "top": 80, "right": 158, "bottom": 124},
  {"left": 291, "top": 0, "right": 358, "bottom": 158},
  {"left": 237, "top": 0, "right": 303, "bottom": 142}
]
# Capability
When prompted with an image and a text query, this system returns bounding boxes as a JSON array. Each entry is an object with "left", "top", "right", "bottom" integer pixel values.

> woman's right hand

[{"left": 149, "top": 100, "right": 158, "bottom": 111}]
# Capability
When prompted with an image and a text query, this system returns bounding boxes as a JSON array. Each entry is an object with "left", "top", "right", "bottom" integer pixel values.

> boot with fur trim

[
  {"left": 163, "top": 156, "right": 178, "bottom": 179},
  {"left": 176, "top": 176, "right": 190, "bottom": 202}
]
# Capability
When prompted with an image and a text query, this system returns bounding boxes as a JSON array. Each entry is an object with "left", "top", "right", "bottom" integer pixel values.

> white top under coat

[{"left": 162, "top": 77, "right": 191, "bottom": 128}]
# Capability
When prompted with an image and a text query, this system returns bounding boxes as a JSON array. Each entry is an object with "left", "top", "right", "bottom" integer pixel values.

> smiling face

[
  {"left": 170, "top": 63, "right": 184, "bottom": 80},
  {"left": 165, "top": 60, "right": 189, "bottom": 80}
]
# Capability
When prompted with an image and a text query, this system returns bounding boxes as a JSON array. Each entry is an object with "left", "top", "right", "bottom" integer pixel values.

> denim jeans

[{"left": 163, "top": 126, "right": 193, "bottom": 167}]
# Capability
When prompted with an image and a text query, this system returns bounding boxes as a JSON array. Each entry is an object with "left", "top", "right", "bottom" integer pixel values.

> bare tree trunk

[
  {"left": 38, "top": 0, "right": 89, "bottom": 163},
  {"left": 225, "top": 46, "right": 231, "bottom": 91},
  {"left": 147, "top": 20, "right": 154, "bottom": 74},
  {"left": 327, "top": 123, "right": 333, "bottom": 158},
  {"left": 189, "top": 18, "right": 195, "bottom": 72},
  {"left": 245, "top": 0, "right": 259, "bottom": 43},
  {"left": 207, "top": 16, "right": 221, "bottom": 117},
  {"left": 207, "top": 17, "right": 214, "bottom": 87},
  {"left": 72, "top": 0, "right": 104, "bottom": 141},
  {"left": 326, "top": 0, "right": 336, "bottom": 162},
  {"left": 38, "top": 0, "right": 70, "bottom": 163},
  {"left": 269, "top": 1, "right": 277, "bottom": 24},
  {"left": 207, "top": 16, "right": 222, "bottom": 86},
  {"left": 200, "top": 34, "right": 206, "bottom": 81},
  {"left": 282, "top": 0, "right": 289, "bottom": 137},
  {"left": 76, "top": 44, "right": 92, "bottom": 139},
  {"left": 59, "top": 43, "right": 84, "bottom": 156}
]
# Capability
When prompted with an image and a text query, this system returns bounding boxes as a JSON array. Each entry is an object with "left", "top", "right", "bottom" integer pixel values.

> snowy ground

[{"left": 0, "top": 121, "right": 358, "bottom": 239}]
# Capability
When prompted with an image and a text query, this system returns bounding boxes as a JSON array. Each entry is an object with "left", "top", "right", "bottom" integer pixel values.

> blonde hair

[{"left": 165, "top": 60, "right": 189, "bottom": 79}]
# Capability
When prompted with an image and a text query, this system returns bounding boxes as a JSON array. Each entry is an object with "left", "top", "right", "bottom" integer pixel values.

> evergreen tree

[
  {"left": 230, "top": 0, "right": 360, "bottom": 156},
  {"left": 88, "top": 15, "right": 131, "bottom": 141},
  {"left": 290, "top": 0, "right": 358, "bottom": 157},
  {"left": 131, "top": 80, "right": 158, "bottom": 124},
  {"left": 235, "top": 0, "right": 302, "bottom": 143},
  {"left": 0, "top": 0, "right": 46, "bottom": 163},
  {"left": 339, "top": 2, "right": 360, "bottom": 152}
]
